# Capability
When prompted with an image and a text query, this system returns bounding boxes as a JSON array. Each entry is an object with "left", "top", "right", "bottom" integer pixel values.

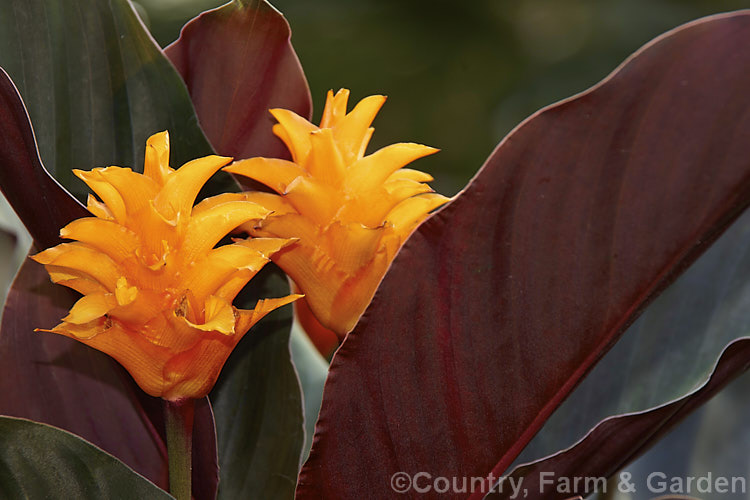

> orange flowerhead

[
  {"left": 225, "top": 89, "right": 449, "bottom": 341},
  {"left": 32, "top": 131, "right": 300, "bottom": 401}
]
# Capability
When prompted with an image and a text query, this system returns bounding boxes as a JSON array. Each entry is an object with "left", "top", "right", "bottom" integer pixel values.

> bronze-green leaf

[
  {"left": 0, "top": 416, "right": 173, "bottom": 499},
  {"left": 0, "top": 0, "right": 214, "bottom": 202}
]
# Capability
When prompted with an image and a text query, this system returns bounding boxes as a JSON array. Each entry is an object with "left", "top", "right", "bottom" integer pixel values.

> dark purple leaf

[
  {"left": 297, "top": 12, "right": 750, "bottom": 499},
  {"left": 165, "top": 0, "right": 312, "bottom": 160}
]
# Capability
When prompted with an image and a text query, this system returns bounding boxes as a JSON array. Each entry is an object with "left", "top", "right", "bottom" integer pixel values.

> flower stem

[{"left": 164, "top": 398, "right": 195, "bottom": 500}]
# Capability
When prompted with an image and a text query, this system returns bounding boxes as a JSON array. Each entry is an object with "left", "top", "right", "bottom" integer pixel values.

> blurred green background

[{"left": 136, "top": 0, "right": 750, "bottom": 196}]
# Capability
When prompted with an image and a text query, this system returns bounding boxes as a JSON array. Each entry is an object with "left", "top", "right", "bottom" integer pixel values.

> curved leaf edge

[
  {"left": 164, "top": 0, "right": 313, "bottom": 173},
  {"left": 0, "top": 67, "right": 87, "bottom": 248},
  {"left": 0, "top": 415, "right": 174, "bottom": 498},
  {"left": 489, "top": 337, "right": 750, "bottom": 499}
]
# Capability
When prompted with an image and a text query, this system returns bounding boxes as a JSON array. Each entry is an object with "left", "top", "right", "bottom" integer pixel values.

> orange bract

[
  {"left": 226, "top": 89, "right": 449, "bottom": 339},
  {"left": 33, "top": 131, "right": 300, "bottom": 401}
]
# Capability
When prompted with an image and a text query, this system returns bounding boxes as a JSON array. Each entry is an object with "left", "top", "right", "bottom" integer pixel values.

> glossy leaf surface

[{"left": 623, "top": 366, "right": 750, "bottom": 500}]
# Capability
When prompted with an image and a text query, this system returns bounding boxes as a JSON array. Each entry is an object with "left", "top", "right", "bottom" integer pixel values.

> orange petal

[
  {"left": 234, "top": 237, "right": 297, "bottom": 259},
  {"left": 269, "top": 108, "right": 317, "bottom": 165},
  {"left": 153, "top": 155, "right": 232, "bottom": 219},
  {"left": 386, "top": 192, "right": 450, "bottom": 235},
  {"left": 337, "top": 186, "right": 411, "bottom": 228},
  {"left": 271, "top": 246, "right": 337, "bottom": 319},
  {"left": 333, "top": 94, "right": 386, "bottom": 164},
  {"left": 346, "top": 143, "right": 439, "bottom": 193},
  {"left": 98, "top": 167, "right": 160, "bottom": 217},
  {"left": 274, "top": 244, "right": 389, "bottom": 336},
  {"left": 182, "top": 242, "right": 274, "bottom": 302},
  {"left": 43, "top": 317, "right": 109, "bottom": 340},
  {"left": 224, "top": 158, "right": 307, "bottom": 194},
  {"left": 357, "top": 127, "right": 375, "bottom": 160},
  {"left": 127, "top": 203, "right": 179, "bottom": 264},
  {"left": 86, "top": 194, "right": 114, "bottom": 220},
  {"left": 182, "top": 201, "right": 271, "bottom": 263},
  {"left": 235, "top": 294, "right": 303, "bottom": 334},
  {"left": 32, "top": 243, "right": 121, "bottom": 291},
  {"left": 386, "top": 168, "right": 435, "bottom": 183},
  {"left": 192, "top": 192, "right": 252, "bottom": 215},
  {"left": 161, "top": 332, "right": 236, "bottom": 400},
  {"left": 110, "top": 288, "right": 167, "bottom": 328},
  {"left": 328, "top": 250, "right": 390, "bottom": 334},
  {"left": 284, "top": 177, "right": 341, "bottom": 226},
  {"left": 383, "top": 179, "right": 434, "bottom": 199},
  {"left": 206, "top": 238, "right": 297, "bottom": 301},
  {"left": 211, "top": 269, "right": 255, "bottom": 303},
  {"left": 319, "top": 88, "right": 350, "bottom": 128},
  {"left": 239, "top": 192, "right": 297, "bottom": 217},
  {"left": 60, "top": 217, "right": 139, "bottom": 263},
  {"left": 43, "top": 263, "right": 110, "bottom": 295},
  {"left": 54, "top": 276, "right": 109, "bottom": 296},
  {"left": 307, "top": 129, "right": 346, "bottom": 187},
  {"left": 253, "top": 213, "right": 319, "bottom": 243},
  {"left": 74, "top": 169, "right": 127, "bottom": 223},
  {"left": 144, "top": 131, "right": 174, "bottom": 185},
  {"left": 63, "top": 293, "right": 117, "bottom": 325},
  {"left": 322, "top": 221, "right": 384, "bottom": 272},
  {"left": 115, "top": 276, "right": 138, "bottom": 306},
  {"left": 294, "top": 296, "right": 340, "bottom": 355},
  {"left": 73, "top": 322, "right": 172, "bottom": 398},
  {"left": 183, "top": 295, "right": 236, "bottom": 335}
]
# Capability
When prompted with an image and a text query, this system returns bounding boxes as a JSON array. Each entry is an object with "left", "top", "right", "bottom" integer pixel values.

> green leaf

[
  {"left": 0, "top": 0, "right": 215, "bottom": 202},
  {"left": 0, "top": 416, "right": 173, "bottom": 499},
  {"left": 210, "top": 266, "right": 304, "bottom": 499}
]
